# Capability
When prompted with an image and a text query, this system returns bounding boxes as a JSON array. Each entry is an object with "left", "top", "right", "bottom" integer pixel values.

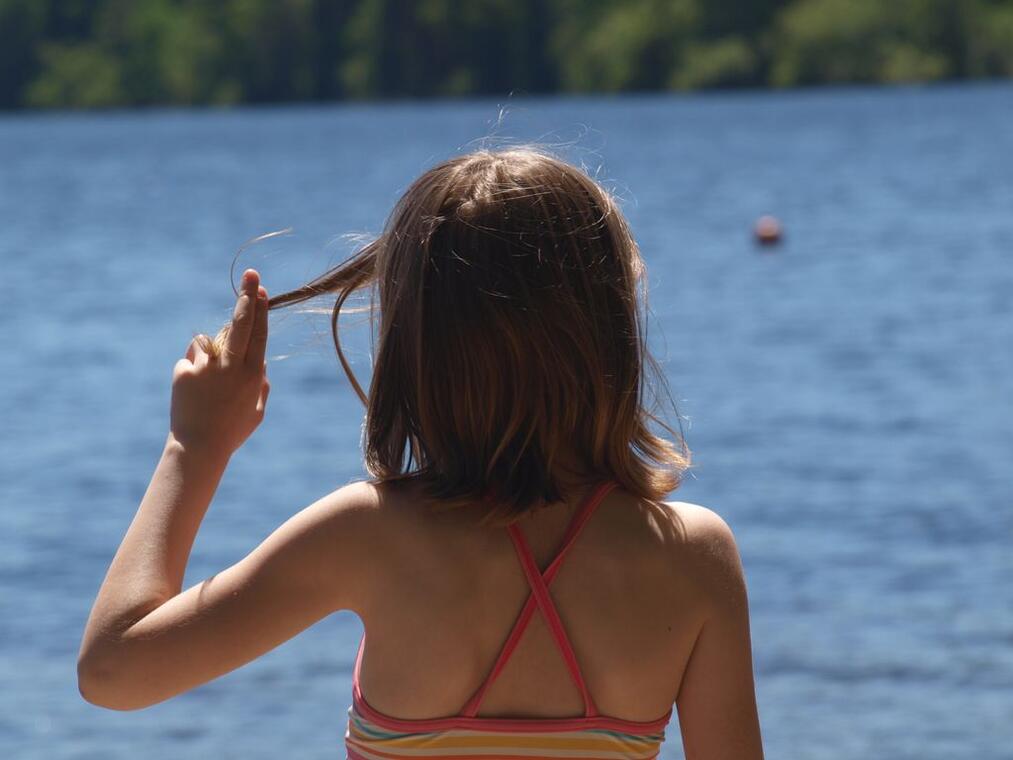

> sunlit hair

[{"left": 261, "top": 148, "right": 688, "bottom": 523}]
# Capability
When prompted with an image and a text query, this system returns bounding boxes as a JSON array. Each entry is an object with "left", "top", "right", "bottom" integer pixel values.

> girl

[{"left": 79, "top": 148, "right": 764, "bottom": 759}]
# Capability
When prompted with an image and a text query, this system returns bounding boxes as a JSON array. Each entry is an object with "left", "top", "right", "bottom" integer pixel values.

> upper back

[{"left": 352, "top": 480, "right": 722, "bottom": 722}]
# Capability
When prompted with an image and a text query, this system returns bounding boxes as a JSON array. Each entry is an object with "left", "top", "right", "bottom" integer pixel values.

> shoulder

[
  {"left": 296, "top": 479, "right": 384, "bottom": 536},
  {"left": 664, "top": 501, "right": 740, "bottom": 558},
  {"left": 295, "top": 478, "right": 401, "bottom": 551},
  {"left": 270, "top": 480, "right": 391, "bottom": 612},
  {"left": 661, "top": 501, "right": 749, "bottom": 609},
  {"left": 299, "top": 478, "right": 430, "bottom": 567},
  {"left": 324, "top": 478, "right": 382, "bottom": 512}
]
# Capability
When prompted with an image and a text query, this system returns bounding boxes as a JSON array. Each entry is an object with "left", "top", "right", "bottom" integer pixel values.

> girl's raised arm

[{"left": 77, "top": 270, "right": 377, "bottom": 710}]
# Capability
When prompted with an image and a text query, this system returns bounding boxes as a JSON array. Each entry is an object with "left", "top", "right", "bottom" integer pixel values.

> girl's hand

[{"left": 170, "top": 269, "right": 270, "bottom": 459}]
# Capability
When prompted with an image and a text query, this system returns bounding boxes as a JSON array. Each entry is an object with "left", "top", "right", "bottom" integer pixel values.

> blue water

[{"left": 3, "top": 84, "right": 1012, "bottom": 759}]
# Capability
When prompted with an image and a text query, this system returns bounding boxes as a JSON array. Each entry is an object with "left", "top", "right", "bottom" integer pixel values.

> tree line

[{"left": 2, "top": 0, "right": 1012, "bottom": 109}]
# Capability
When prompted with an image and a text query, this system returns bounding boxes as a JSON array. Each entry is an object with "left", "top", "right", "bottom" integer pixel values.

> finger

[
  {"left": 256, "top": 377, "right": 270, "bottom": 414},
  {"left": 246, "top": 285, "right": 269, "bottom": 369},
  {"left": 190, "top": 335, "right": 211, "bottom": 368},
  {"left": 223, "top": 269, "right": 260, "bottom": 367},
  {"left": 173, "top": 358, "right": 193, "bottom": 381}
]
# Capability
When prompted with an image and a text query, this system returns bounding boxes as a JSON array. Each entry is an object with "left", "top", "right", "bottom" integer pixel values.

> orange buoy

[{"left": 754, "top": 215, "right": 782, "bottom": 247}]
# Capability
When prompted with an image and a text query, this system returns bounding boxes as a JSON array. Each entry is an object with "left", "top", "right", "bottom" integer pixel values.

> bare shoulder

[
  {"left": 295, "top": 479, "right": 384, "bottom": 535},
  {"left": 301, "top": 478, "right": 428, "bottom": 558},
  {"left": 266, "top": 480, "right": 388, "bottom": 611},
  {"left": 663, "top": 501, "right": 739, "bottom": 554},
  {"left": 665, "top": 502, "right": 764, "bottom": 757},
  {"left": 661, "top": 500, "right": 748, "bottom": 607}
]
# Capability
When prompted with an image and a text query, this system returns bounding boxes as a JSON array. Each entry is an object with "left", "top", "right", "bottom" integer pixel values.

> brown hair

[{"left": 256, "top": 148, "right": 688, "bottom": 523}]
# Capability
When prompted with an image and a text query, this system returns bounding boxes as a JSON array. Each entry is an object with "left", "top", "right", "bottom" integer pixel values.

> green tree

[
  {"left": 0, "top": 0, "right": 46, "bottom": 107},
  {"left": 674, "top": 37, "right": 759, "bottom": 89},
  {"left": 551, "top": 0, "right": 700, "bottom": 92},
  {"left": 966, "top": 0, "right": 1013, "bottom": 76},
  {"left": 4, "top": 0, "right": 1013, "bottom": 109},
  {"left": 769, "top": 0, "right": 952, "bottom": 86},
  {"left": 342, "top": 0, "right": 553, "bottom": 98},
  {"left": 26, "top": 42, "right": 123, "bottom": 107},
  {"left": 217, "top": 0, "right": 318, "bottom": 103}
]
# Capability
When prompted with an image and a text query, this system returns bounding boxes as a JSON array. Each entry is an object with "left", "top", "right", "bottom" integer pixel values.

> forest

[{"left": 2, "top": 0, "right": 1013, "bottom": 109}]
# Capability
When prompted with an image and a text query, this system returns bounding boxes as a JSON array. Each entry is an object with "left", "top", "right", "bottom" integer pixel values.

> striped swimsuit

[{"left": 345, "top": 481, "right": 673, "bottom": 759}]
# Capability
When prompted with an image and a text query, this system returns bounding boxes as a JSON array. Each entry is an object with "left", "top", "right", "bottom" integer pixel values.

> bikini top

[{"left": 345, "top": 480, "right": 673, "bottom": 760}]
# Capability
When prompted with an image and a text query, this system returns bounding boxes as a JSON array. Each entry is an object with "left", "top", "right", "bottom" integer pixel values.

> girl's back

[
  {"left": 358, "top": 481, "right": 701, "bottom": 720},
  {"left": 348, "top": 476, "right": 756, "bottom": 756}
]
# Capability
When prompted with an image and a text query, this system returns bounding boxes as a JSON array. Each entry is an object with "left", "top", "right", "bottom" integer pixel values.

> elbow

[
  {"left": 77, "top": 653, "right": 149, "bottom": 711},
  {"left": 77, "top": 654, "right": 121, "bottom": 709}
]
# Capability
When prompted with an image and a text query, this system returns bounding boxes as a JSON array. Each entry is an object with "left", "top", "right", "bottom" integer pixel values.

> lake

[{"left": 2, "top": 83, "right": 1012, "bottom": 759}]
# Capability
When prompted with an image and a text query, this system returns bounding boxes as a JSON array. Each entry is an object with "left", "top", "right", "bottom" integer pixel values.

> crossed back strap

[{"left": 460, "top": 480, "right": 617, "bottom": 718}]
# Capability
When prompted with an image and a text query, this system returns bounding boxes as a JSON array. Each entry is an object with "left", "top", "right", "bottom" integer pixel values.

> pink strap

[
  {"left": 460, "top": 481, "right": 616, "bottom": 717},
  {"left": 508, "top": 527, "right": 598, "bottom": 715}
]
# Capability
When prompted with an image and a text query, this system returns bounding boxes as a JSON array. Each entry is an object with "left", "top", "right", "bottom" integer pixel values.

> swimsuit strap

[{"left": 460, "top": 480, "right": 618, "bottom": 718}]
